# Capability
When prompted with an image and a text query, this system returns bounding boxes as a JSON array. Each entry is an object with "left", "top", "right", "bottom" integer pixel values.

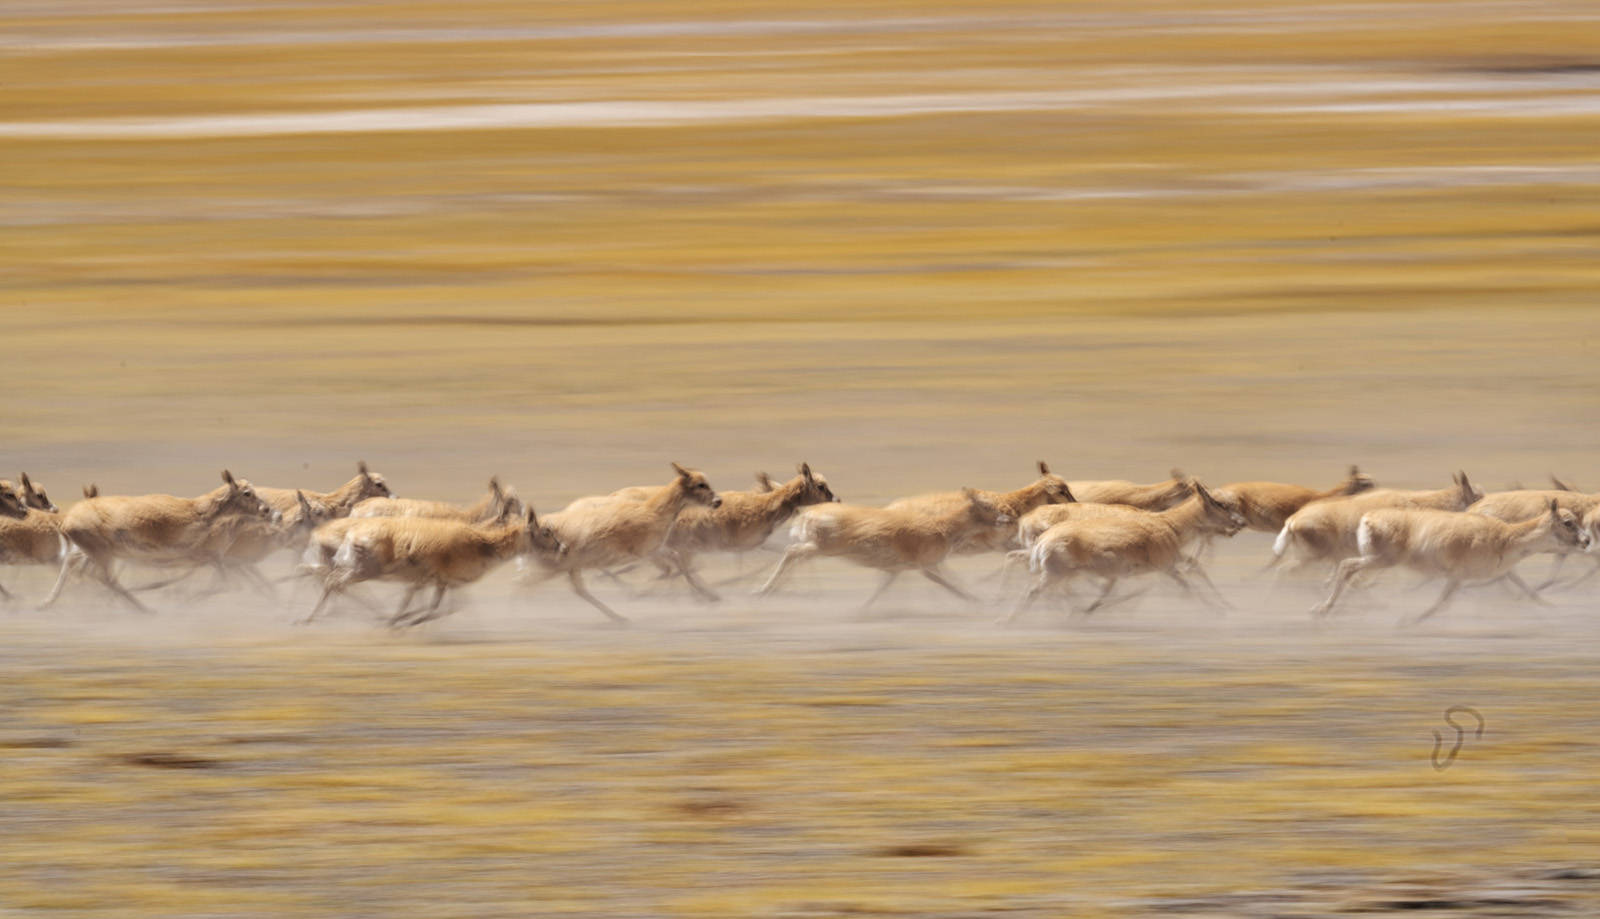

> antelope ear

[
  {"left": 799, "top": 462, "right": 813, "bottom": 480},
  {"left": 83, "top": 484, "right": 98, "bottom": 499},
  {"left": 1169, "top": 467, "right": 1185, "bottom": 481},
  {"left": 1037, "top": 460, "right": 1050, "bottom": 476},
  {"left": 1550, "top": 498, "right": 1561, "bottom": 515},
  {"left": 526, "top": 506, "right": 539, "bottom": 526},
  {"left": 671, "top": 462, "right": 690, "bottom": 478},
  {"left": 222, "top": 469, "right": 237, "bottom": 487},
  {"left": 1194, "top": 481, "right": 1215, "bottom": 503},
  {"left": 489, "top": 476, "right": 502, "bottom": 497},
  {"left": 1348, "top": 465, "right": 1360, "bottom": 477},
  {"left": 19, "top": 472, "right": 32, "bottom": 491},
  {"left": 1061, "top": 483, "right": 1077, "bottom": 503}
]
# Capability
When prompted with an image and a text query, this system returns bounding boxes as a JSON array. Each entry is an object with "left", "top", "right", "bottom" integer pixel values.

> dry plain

[{"left": 3, "top": 0, "right": 1600, "bottom": 915}]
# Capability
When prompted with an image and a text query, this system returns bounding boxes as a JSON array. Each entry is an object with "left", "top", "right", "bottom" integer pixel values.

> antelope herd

[{"left": 1, "top": 461, "right": 1596, "bottom": 629}]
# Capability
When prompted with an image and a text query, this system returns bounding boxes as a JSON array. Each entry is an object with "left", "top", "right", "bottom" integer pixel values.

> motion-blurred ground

[{"left": 2, "top": 1, "right": 1599, "bottom": 915}]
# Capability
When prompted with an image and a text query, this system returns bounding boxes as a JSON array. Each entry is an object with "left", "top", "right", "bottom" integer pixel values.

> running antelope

[
  {"left": 305, "top": 504, "right": 565, "bottom": 628},
  {"left": 886, "top": 461, "right": 1075, "bottom": 554},
  {"left": 521, "top": 463, "right": 720, "bottom": 623},
  {"left": 0, "top": 487, "right": 44, "bottom": 600},
  {"left": 1269, "top": 472, "right": 1482, "bottom": 573},
  {"left": 350, "top": 477, "right": 511, "bottom": 522},
  {"left": 757, "top": 489, "right": 1012, "bottom": 609},
  {"left": 1212, "top": 466, "right": 1376, "bottom": 534},
  {"left": 1067, "top": 469, "right": 1191, "bottom": 511},
  {"left": 1470, "top": 482, "right": 1600, "bottom": 587},
  {"left": 1004, "top": 482, "right": 1246, "bottom": 624},
  {"left": 1312, "top": 499, "right": 1589, "bottom": 623},
  {"left": 650, "top": 463, "right": 837, "bottom": 601},
  {"left": 40, "top": 471, "right": 275, "bottom": 612},
  {"left": 255, "top": 461, "right": 392, "bottom": 520},
  {"left": 176, "top": 490, "right": 333, "bottom": 596}
]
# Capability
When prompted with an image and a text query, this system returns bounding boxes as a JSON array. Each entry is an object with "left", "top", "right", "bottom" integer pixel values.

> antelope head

[
  {"left": 1451, "top": 471, "right": 1484, "bottom": 508},
  {"left": 357, "top": 460, "right": 393, "bottom": 500},
  {"left": 1341, "top": 465, "right": 1376, "bottom": 496},
  {"left": 1035, "top": 460, "right": 1075, "bottom": 504},
  {"left": 798, "top": 462, "right": 839, "bottom": 504},
  {"left": 220, "top": 470, "right": 276, "bottom": 521},
  {"left": 17, "top": 473, "right": 57, "bottom": 513},
  {"left": 1194, "top": 481, "right": 1247, "bottom": 536},
  {"left": 292, "top": 489, "right": 332, "bottom": 533},
  {"left": 1548, "top": 499, "right": 1589, "bottom": 552},
  {"left": 0, "top": 484, "right": 27, "bottom": 520},
  {"left": 523, "top": 507, "right": 567, "bottom": 560},
  {"left": 672, "top": 462, "right": 721, "bottom": 509}
]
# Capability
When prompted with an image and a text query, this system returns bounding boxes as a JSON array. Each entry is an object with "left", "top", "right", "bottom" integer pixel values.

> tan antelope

[
  {"left": 1003, "top": 497, "right": 1233, "bottom": 591},
  {"left": 302, "top": 491, "right": 526, "bottom": 579},
  {"left": 304, "top": 504, "right": 565, "bottom": 628},
  {"left": 0, "top": 487, "right": 43, "bottom": 599},
  {"left": 520, "top": 463, "right": 720, "bottom": 623},
  {"left": 143, "top": 490, "right": 334, "bottom": 596},
  {"left": 1470, "top": 482, "right": 1600, "bottom": 587},
  {"left": 649, "top": 463, "right": 837, "bottom": 601},
  {"left": 1212, "top": 466, "right": 1376, "bottom": 534},
  {"left": 1268, "top": 472, "right": 1482, "bottom": 573},
  {"left": 39, "top": 471, "right": 275, "bottom": 612},
  {"left": 1004, "top": 500, "right": 1168, "bottom": 578},
  {"left": 1312, "top": 499, "right": 1589, "bottom": 623},
  {"left": 126, "top": 468, "right": 369, "bottom": 594},
  {"left": 2, "top": 474, "right": 58, "bottom": 513},
  {"left": 1004, "top": 482, "right": 1246, "bottom": 623},
  {"left": 1067, "top": 469, "right": 1191, "bottom": 511},
  {"left": 1190, "top": 466, "right": 1377, "bottom": 560},
  {"left": 350, "top": 477, "right": 513, "bottom": 523},
  {"left": 886, "top": 461, "right": 1075, "bottom": 554},
  {"left": 756, "top": 489, "right": 1013, "bottom": 609},
  {"left": 562, "top": 468, "right": 784, "bottom": 516},
  {"left": 1582, "top": 506, "right": 1600, "bottom": 583},
  {"left": 255, "top": 461, "right": 392, "bottom": 521},
  {"left": 0, "top": 485, "right": 30, "bottom": 521}
]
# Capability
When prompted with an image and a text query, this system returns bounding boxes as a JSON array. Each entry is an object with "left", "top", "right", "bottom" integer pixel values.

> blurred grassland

[
  {"left": 5, "top": 1, "right": 1600, "bottom": 322},
  {"left": 4, "top": 0, "right": 1600, "bottom": 497},
  {"left": 4, "top": 631, "right": 1600, "bottom": 917}
]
